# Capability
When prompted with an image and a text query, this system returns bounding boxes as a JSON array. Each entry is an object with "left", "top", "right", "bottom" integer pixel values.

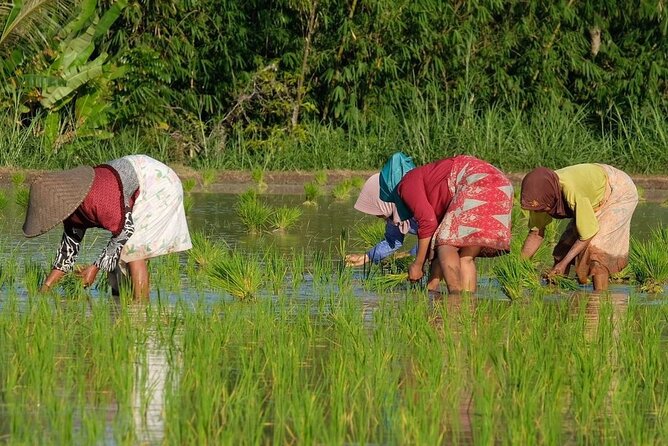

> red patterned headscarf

[{"left": 520, "top": 167, "right": 571, "bottom": 219}]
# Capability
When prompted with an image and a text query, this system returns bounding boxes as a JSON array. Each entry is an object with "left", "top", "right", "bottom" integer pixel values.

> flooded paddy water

[{"left": 0, "top": 184, "right": 667, "bottom": 444}]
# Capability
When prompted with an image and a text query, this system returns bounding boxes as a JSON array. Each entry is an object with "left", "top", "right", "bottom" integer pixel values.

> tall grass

[{"left": 1, "top": 99, "right": 666, "bottom": 174}]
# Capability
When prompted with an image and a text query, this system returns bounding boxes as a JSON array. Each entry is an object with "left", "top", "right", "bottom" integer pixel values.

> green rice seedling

[
  {"left": 0, "top": 256, "right": 19, "bottom": 287},
  {"left": 234, "top": 189, "right": 273, "bottom": 233},
  {"left": 493, "top": 253, "right": 541, "bottom": 300},
  {"left": 303, "top": 181, "right": 322, "bottom": 205},
  {"left": 208, "top": 250, "right": 263, "bottom": 300},
  {"left": 270, "top": 206, "right": 302, "bottom": 232},
  {"left": 331, "top": 180, "right": 353, "bottom": 200},
  {"left": 314, "top": 170, "right": 327, "bottom": 186},
  {"left": 636, "top": 185, "right": 647, "bottom": 202},
  {"left": 23, "top": 260, "right": 46, "bottom": 296},
  {"left": 201, "top": 168, "right": 217, "bottom": 189},
  {"left": 353, "top": 219, "right": 386, "bottom": 249},
  {"left": 629, "top": 227, "right": 668, "bottom": 293},
  {"left": 660, "top": 198, "right": 668, "bottom": 208},
  {"left": 379, "top": 252, "right": 413, "bottom": 275},
  {"left": 150, "top": 254, "right": 183, "bottom": 293},
  {"left": 350, "top": 176, "right": 365, "bottom": 189},
  {"left": 251, "top": 166, "right": 268, "bottom": 192},
  {"left": 15, "top": 185, "right": 29, "bottom": 209},
  {"left": 289, "top": 248, "right": 306, "bottom": 291},
  {"left": 182, "top": 177, "right": 197, "bottom": 193},
  {"left": 364, "top": 272, "right": 407, "bottom": 291},
  {"left": 187, "top": 231, "right": 226, "bottom": 270},
  {"left": 0, "top": 189, "right": 8, "bottom": 210},
  {"left": 183, "top": 193, "right": 194, "bottom": 214},
  {"left": 544, "top": 274, "right": 580, "bottom": 292},
  {"left": 263, "top": 248, "right": 288, "bottom": 294},
  {"left": 58, "top": 272, "right": 88, "bottom": 298},
  {"left": 11, "top": 171, "right": 26, "bottom": 188},
  {"left": 609, "top": 264, "right": 633, "bottom": 283}
]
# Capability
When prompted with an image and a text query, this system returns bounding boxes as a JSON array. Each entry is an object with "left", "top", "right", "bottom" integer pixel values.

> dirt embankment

[{"left": 3, "top": 166, "right": 668, "bottom": 200}]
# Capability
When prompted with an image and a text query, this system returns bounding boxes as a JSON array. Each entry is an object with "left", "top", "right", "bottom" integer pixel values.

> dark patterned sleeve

[
  {"left": 94, "top": 209, "right": 135, "bottom": 272},
  {"left": 53, "top": 224, "right": 86, "bottom": 272}
]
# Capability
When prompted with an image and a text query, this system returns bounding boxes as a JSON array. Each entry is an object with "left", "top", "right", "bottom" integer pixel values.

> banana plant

[{"left": 39, "top": 0, "right": 127, "bottom": 145}]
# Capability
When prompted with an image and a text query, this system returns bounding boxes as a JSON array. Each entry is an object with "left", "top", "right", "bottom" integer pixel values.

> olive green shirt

[{"left": 528, "top": 164, "right": 608, "bottom": 240}]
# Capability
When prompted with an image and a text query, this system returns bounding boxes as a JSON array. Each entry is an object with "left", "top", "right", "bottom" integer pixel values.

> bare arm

[
  {"left": 551, "top": 237, "right": 592, "bottom": 275},
  {"left": 408, "top": 237, "right": 431, "bottom": 281},
  {"left": 41, "top": 269, "right": 66, "bottom": 292},
  {"left": 520, "top": 228, "right": 545, "bottom": 259}
]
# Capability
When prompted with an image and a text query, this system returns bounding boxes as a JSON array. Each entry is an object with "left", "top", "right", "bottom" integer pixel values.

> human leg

[
  {"left": 437, "top": 244, "right": 463, "bottom": 294},
  {"left": 427, "top": 258, "right": 443, "bottom": 291},
  {"left": 459, "top": 246, "right": 482, "bottom": 293},
  {"left": 128, "top": 259, "right": 150, "bottom": 300}
]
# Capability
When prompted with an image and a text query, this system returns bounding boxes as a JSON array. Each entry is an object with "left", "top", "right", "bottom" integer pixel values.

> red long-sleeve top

[
  {"left": 396, "top": 157, "right": 455, "bottom": 239},
  {"left": 66, "top": 166, "right": 134, "bottom": 235}
]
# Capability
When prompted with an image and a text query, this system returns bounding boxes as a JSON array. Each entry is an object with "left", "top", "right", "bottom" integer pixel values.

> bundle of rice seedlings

[
  {"left": 314, "top": 171, "right": 328, "bottom": 186},
  {"left": 379, "top": 253, "right": 413, "bottom": 275},
  {"left": 271, "top": 206, "right": 302, "bottom": 232},
  {"left": 23, "top": 260, "right": 46, "bottom": 296},
  {"left": 610, "top": 265, "right": 632, "bottom": 283},
  {"left": 182, "top": 178, "right": 197, "bottom": 193},
  {"left": 188, "top": 232, "right": 226, "bottom": 270},
  {"left": 493, "top": 254, "right": 541, "bottom": 300},
  {"left": 0, "top": 190, "right": 7, "bottom": 210},
  {"left": 629, "top": 228, "right": 668, "bottom": 293},
  {"left": 251, "top": 167, "right": 268, "bottom": 192},
  {"left": 544, "top": 274, "right": 580, "bottom": 292},
  {"left": 235, "top": 190, "right": 273, "bottom": 233},
  {"left": 303, "top": 182, "right": 322, "bottom": 205},
  {"left": 58, "top": 272, "right": 88, "bottom": 298},
  {"left": 11, "top": 171, "right": 26, "bottom": 188},
  {"left": 15, "top": 186, "right": 29, "bottom": 209},
  {"left": 208, "top": 251, "right": 263, "bottom": 300},
  {"left": 331, "top": 181, "right": 354, "bottom": 200},
  {"left": 353, "top": 220, "right": 386, "bottom": 250},
  {"left": 364, "top": 273, "right": 407, "bottom": 292},
  {"left": 201, "top": 168, "right": 217, "bottom": 189},
  {"left": 350, "top": 177, "right": 365, "bottom": 189}
]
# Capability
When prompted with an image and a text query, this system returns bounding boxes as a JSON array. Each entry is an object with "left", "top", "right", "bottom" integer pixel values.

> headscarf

[
  {"left": 379, "top": 152, "right": 415, "bottom": 221},
  {"left": 520, "top": 167, "right": 572, "bottom": 219},
  {"left": 354, "top": 174, "right": 411, "bottom": 234}
]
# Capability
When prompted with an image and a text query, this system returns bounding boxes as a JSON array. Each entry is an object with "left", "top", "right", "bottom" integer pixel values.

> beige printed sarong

[
  {"left": 553, "top": 164, "right": 638, "bottom": 280},
  {"left": 120, "top": 155, "right": 192, "bottom": 262}
]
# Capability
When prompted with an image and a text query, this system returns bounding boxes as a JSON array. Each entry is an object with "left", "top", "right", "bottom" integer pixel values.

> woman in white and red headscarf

[
  {"left": 23, "top": 155, "right": 192, "bottom": 299},
  {"left": 347, "top": 173, "right": 444, "bottom": 291}
]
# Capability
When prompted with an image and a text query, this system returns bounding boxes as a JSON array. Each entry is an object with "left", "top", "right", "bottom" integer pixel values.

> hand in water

[
  {"left": 408, "top": 261, "right": 424, "bottom": 282},
  {"left": 75, "top": 264, "right": 100, "bottom": 287}
]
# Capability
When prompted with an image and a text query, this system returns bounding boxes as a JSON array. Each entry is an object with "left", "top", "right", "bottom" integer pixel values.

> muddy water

[{"left": 2, "top": 190, "right": 667, "bottom": 292}]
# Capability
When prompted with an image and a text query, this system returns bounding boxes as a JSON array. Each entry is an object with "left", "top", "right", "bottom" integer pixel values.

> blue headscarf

[{"left": 379, "top": 152, "right": 415, "bottom": 220}]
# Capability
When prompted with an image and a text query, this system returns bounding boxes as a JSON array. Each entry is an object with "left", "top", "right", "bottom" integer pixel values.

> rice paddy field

[{"left": 1, "top": 182, "right": 668, "bottom": 445}]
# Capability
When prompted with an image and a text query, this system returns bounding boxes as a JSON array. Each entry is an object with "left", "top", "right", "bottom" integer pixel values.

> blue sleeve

[{"left": 366, "top": 222, "right": 405, "bottom": 263}]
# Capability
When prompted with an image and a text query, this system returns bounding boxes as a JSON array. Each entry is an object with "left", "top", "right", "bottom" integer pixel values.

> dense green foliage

[{"left": 1, "top": 0, "right": 667, "bottom": 171}]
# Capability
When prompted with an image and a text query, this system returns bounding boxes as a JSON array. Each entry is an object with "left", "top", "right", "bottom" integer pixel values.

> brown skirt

[{"left": 553, "top": 165, "right": 638, "bottom": 280}]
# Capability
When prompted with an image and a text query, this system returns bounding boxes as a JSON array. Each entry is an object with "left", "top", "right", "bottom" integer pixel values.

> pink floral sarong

[{"left": 433, "top": 156, "right": 513, "bottom": 257}]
